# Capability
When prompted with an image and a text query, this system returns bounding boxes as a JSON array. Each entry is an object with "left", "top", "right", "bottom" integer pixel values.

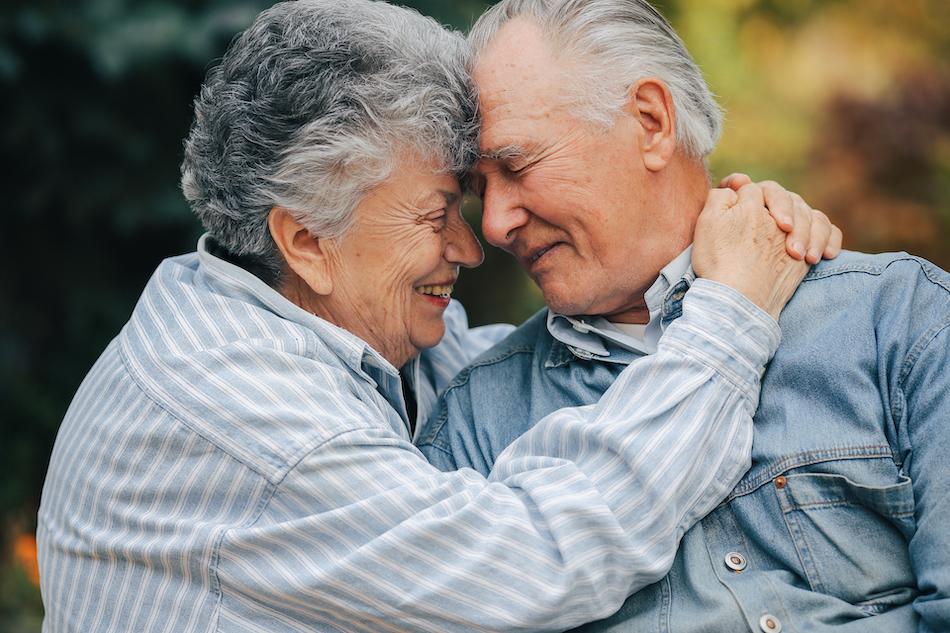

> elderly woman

[{"left": 37, "top": 1, "right": 834, "bottom": 631}]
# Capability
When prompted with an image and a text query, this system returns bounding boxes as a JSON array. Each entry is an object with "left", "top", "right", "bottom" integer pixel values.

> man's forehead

[
  {"left": 477, "top": 115, "right": 551, "bottom": 167},
  {"left": 473, "top": 19, "right": 561, "bottom": 115},
  {"left": 475, "top": 71, "right": 561, "bottom": 155}
]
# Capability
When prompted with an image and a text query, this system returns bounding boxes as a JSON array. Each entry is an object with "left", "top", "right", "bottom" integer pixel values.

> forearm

[
  {"left": 487, "top": 279, "right": 778, "bottom": 598},
  {"left": 220, "top": 281, "right": 778, "bottom": 632}
]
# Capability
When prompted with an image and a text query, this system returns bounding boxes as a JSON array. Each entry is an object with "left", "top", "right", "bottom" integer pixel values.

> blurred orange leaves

[{"left": 13, "top": 533, "right": 40, "bottom": 588}]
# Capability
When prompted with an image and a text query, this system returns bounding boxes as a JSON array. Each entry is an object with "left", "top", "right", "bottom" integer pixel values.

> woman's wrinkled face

[{"left": 318, "top": 162, "right": 483, "bottom": 368}]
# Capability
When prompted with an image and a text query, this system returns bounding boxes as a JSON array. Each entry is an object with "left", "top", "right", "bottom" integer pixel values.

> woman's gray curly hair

[{"left": 181, "top": 0, "right": 479, "bottom": 285}]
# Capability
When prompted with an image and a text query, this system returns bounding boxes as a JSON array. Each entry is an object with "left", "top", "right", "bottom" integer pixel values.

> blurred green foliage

[
  {"left": 0, "top": 561, "right": 44, "bottom": 631},
  {"left": 1, "top": 0, "right": 948, "bottom": 625}
]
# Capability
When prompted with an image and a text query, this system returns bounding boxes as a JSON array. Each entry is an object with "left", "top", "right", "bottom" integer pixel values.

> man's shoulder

[
  {"left": 437, "top": 307, "right": 551, "bottom": 396},
  {"left": 795, "top": 250, "right": 950, "bottom": 309},
  {"left": 805, "top": 250, "right": 950, "bottom": 287},
  {"left": 785, "top": 249, "right": 950, "bottom": 347}
]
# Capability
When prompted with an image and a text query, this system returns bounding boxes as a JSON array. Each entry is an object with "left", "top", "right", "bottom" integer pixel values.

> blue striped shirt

[{"left": 37, "top": 235, "right": 780, "bottom": 632}]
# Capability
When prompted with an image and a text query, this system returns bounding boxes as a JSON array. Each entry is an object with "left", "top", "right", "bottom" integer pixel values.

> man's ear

[
  {"left": 624, "top": 78, "right": 677, "bottom": 172},
  {"left": 268, "top": 206, "right": 333, "bottom": 295}
]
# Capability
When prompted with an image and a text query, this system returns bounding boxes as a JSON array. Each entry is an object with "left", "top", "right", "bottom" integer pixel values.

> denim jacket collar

[{"left": 547, "top": 246, "right": 696, "bottom": 362}]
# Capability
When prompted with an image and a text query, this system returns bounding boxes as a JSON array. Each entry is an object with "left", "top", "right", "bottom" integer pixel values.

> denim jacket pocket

[{"left": 774, "top": 471, "right": 918, "bottom": 613}]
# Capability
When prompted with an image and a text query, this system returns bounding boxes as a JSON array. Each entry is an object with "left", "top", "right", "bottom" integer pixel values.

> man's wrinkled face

[{"left": 473, "top": 19, "right": 674, "bottom": 323}]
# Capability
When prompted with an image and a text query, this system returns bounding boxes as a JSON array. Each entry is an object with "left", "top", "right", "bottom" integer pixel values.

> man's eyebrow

[{"left": 480, "top": 144, "right": 530, "bottom": 162}]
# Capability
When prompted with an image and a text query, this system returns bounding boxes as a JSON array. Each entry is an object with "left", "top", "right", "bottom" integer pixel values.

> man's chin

[{"left": 540, "top": 289, "right": 589, "bottom": 318}]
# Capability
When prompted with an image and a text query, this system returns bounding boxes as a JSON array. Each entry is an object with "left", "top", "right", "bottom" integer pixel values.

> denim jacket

[{"left": 420, "top": 251, "right": 950, "bottom": 633}]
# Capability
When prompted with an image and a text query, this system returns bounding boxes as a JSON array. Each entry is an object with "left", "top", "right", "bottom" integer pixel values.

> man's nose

[{"left": 480, "top": 179, "right": 529, "bottom": 248}]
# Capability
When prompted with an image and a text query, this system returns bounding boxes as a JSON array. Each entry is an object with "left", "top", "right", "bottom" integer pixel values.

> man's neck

[
  {"left": 547, "top": 246, "right": 694, "bottom": 356},
  {"left": 602, "top": 303, "right": 651, "bottom": 325}
]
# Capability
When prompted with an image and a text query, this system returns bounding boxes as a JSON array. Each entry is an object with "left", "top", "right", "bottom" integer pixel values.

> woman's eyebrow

[{"left": 417, "top": 188, "right": 461, "bottom": 209}]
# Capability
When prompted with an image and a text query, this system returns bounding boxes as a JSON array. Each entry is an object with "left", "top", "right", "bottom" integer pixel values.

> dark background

[{"left": 1, "top": 0, "right": 947, "bottom": 626}]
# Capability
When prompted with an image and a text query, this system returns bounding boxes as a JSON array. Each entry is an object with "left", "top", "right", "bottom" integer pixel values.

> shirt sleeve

[
  {"left": 219, "top": 279, "right": 782, "bottom": 632},
  {"left": 903, "top": 317, "right": 950, "bottom": 632}
]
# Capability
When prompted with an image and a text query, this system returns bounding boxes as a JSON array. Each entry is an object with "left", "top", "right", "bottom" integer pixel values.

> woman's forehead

[{"left": 357, "top": 168, "right": 461, "bottom": 216}]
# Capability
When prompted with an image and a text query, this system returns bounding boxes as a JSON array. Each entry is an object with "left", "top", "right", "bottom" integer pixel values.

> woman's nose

[{"left": 444, "top": 211, "right": 484, "bottom": 269}]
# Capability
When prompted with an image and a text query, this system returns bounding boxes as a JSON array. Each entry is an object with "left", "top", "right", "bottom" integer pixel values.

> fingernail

[
  {"left": 807, "top": 247, "right": 821, "bottom": 262},
  {"left": 783, "top": 216, "right": 793, "bottom": 227},
  {"left": 792, "top": 241, "right": 805, "bottom": 258}
]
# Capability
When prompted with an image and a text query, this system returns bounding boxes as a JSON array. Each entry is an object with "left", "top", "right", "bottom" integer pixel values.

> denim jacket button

[
  {"left": 774, "top": 475, "right": 787, "bottom": 489},
  {"left": 759, "top": 614, "right": 782, "bottom": 632},
  {"left": 724, "top": 552, "right": 747, "bottom": 572}
]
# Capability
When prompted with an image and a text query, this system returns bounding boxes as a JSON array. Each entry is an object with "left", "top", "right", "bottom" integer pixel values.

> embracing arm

[
  {"left": 245, "top": 182, "right": 835, "bottom": 631},
  {"left": 222, "top": 280, "right": 779, "bottom": 632}
]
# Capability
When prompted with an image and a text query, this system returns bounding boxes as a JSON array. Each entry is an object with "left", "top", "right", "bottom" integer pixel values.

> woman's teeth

[{"left": 418, "top": 285, "right": 453, "bottom": 297}]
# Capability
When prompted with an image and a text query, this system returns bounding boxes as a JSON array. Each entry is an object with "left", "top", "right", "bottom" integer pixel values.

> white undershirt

[{"left": 610, "top": 321, "right": 649, "bottom": 344}]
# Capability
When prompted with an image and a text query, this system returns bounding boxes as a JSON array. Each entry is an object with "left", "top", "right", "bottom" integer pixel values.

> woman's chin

[{"left": 410, "top": 320, "right": 448, "bottom": 356}]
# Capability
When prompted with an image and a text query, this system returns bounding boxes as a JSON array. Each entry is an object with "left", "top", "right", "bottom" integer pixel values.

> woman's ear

[
  {"left": 268, "top": 207, "right": 333, "bottom": 295},
  {"left": 624, "top": 77, "right": 677, "bottom": 172}
]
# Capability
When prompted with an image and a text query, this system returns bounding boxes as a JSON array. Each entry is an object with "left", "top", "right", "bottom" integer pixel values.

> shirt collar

[
  {"left": 547, "top": 245, "right": 693, "bottom": 357},
  {"left": 195, "top": 233, "right": 400, "bottom": 382}
]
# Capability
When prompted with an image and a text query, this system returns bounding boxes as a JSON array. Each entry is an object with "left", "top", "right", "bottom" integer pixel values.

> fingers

[
  {"left": 704, "top": 185, "right": 740, "bottom": 212},
  {"left": 693, "top": 182, "right": 807, "bottom": 322},
  {"left": 754, "top": 180, "right": 842, "bottom": 262},
  {"left": 805, "top": 209, "right": 843, "bottom": 264},
  {"left": 825, "top": 224, "right": 844, "bottom": 261},
  {"left": 758, "top": 181, "right": 806, "bottom": 259},
  {"left": 733, "top": 181, "right": 766, "bottom": 217},
  {"left": 718, "top": 173, "right": 753, "bottom": 190}
]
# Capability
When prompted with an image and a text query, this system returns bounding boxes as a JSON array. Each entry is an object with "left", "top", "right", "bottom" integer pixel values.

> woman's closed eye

[{"left": 422, "top": 210, "right": 447, "bottom": 230}]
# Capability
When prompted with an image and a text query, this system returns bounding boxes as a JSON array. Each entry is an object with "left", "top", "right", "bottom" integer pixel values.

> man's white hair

[{"left": 469, "top": 0, "right": 723, "bottom": 160}]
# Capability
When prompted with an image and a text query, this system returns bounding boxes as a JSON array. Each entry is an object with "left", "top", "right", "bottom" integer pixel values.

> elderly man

[{"left": 420, "top": 1, "right": 950, "bottom": 632}]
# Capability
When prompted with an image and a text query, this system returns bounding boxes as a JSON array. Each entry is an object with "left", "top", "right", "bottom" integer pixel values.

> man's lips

[
  {"left": 520, "top": 242, "right": 560, "bottom": 264},
  {"left": 528, "top": 246, "right": 553, "bottom": 262}
]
